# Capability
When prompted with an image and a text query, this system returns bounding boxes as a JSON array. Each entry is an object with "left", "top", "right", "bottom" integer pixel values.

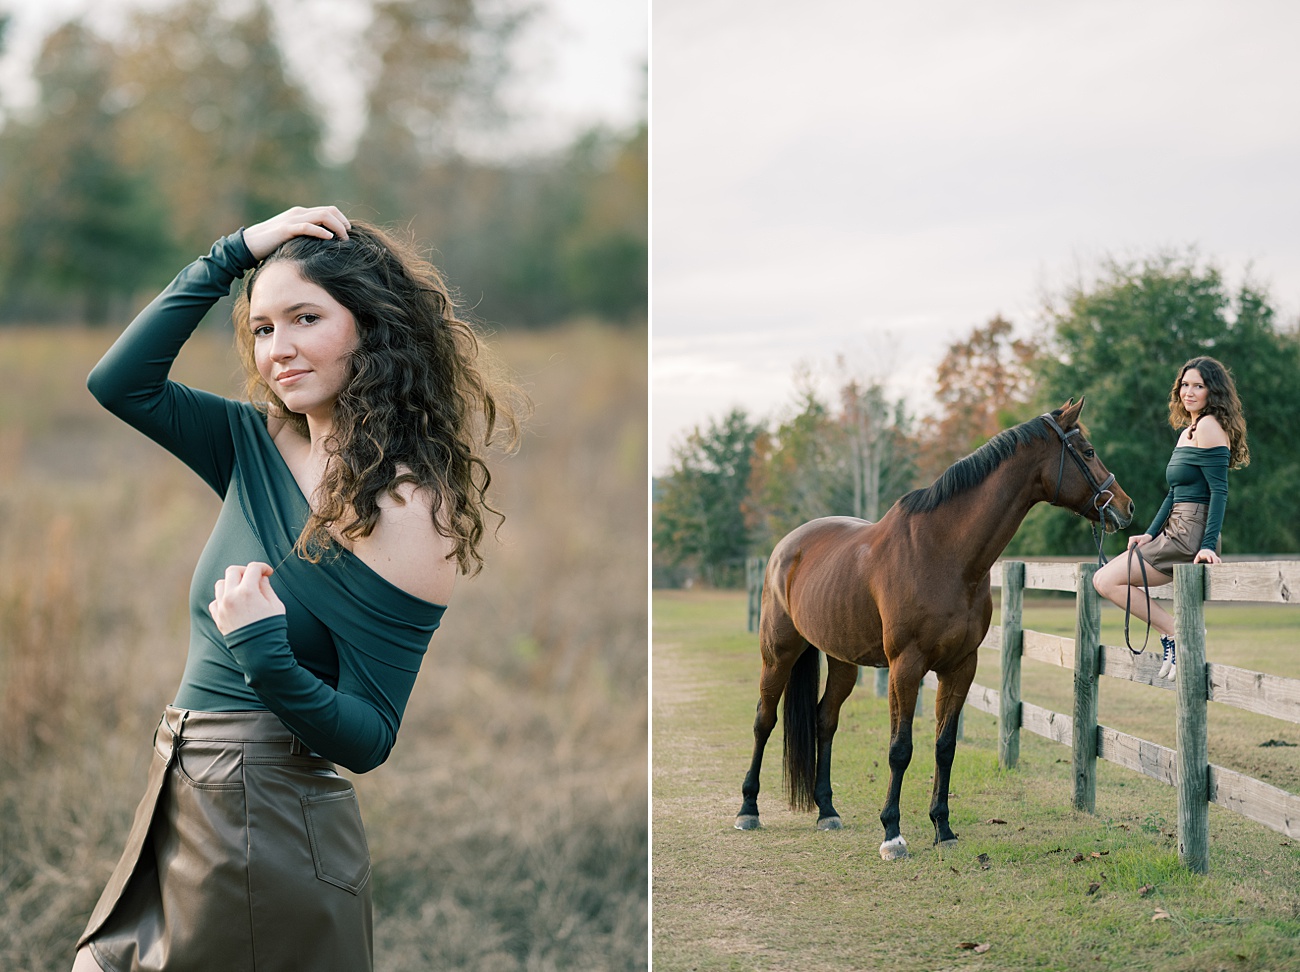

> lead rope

[{"left": 1123, "top": 543, "right": 1152, "bottom": 656}]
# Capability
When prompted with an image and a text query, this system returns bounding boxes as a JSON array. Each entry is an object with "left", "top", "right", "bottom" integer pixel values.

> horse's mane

[{"left": 897, "top": 413, "right": 1054, "bottom": 515}]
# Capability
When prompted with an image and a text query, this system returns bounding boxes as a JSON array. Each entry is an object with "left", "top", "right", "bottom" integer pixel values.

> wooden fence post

[
  {"left": 1174, "top": 562, "right": 1209, "bottom": 873},
  {"left": 999, "top": 561, "right": 1025, "bottom": 769},
  {"left": 746, "top": 557, "right": 765, "bottom": 633},
  {"left": 1072, "top": 562, "right": 1101, "bottom": 813}
]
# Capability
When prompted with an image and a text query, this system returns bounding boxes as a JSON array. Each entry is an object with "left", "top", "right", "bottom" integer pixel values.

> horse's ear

[{"left": 1059, "top": 397, "right": 1086, "bottom": 427}]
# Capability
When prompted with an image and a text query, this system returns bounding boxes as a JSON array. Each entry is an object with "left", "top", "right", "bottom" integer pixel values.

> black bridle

[
  {"left": 1040, "top": 412, "right": 1116, "bottom": 566},
  {"left": 1041, "top": 413, "right": 1152, "bottom": 655}
]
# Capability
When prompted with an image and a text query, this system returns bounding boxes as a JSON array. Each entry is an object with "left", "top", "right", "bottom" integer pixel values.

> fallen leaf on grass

[
  {"left": 957, "top": 942, "right": 992, "bottom": 953},
  {"left": 1086, "top": 882, "right": 1101, "bottom": 895},
  {"left": 986, "top": 818, "right": 1007, "bottom": 825},
  {"left": 1090, "top": 851, "right": 1109, "bottom": 858},
  {"left": 1152, "top": 908, "right": 1172, "bottom": 921},
  {"left": 976, "top": 853, "right": 991, "bottom": 870},
  {"left": 1138, "top": 884, "right": 1154, "bottom": 897},
  {"left": 951, "top": 867, "right": 961, "bottom": 875},
  {"left": 1071, "top": 853, "right": 1086, "bottom": 864}
]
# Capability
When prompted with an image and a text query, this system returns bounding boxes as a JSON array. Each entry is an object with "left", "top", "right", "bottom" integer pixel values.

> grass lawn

[{"left": 652, "top": 589, "right": 1300, "bottom": 972}]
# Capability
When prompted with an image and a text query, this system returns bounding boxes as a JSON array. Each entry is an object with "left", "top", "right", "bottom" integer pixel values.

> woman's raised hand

[
  {"left": 209, "top": 562, "right": 286, "bottom": 636},
  {"left": 242, "top": 205, "right": 351, "bottom": 261},
  {"left": 1127, "top": 533, "right": 1153, "bottom": 550}
]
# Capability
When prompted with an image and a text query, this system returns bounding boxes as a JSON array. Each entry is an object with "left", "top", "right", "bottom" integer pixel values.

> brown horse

[{"left": 734, "top": 400, "right": 1133, "bottom": 859}]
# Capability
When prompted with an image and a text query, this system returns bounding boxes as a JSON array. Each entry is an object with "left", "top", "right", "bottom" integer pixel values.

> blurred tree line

[
  {"left": 0, "top": 0, "right": 645, "bottom": 327},
  {"left": 653, "top": 254, "right": 1300, "bottom": 586}
]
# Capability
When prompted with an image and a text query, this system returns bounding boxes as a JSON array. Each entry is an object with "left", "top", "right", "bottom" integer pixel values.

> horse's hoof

[
  {"left": 936, "top": 838, "right": 959, "bottom": 850},
  {"left": 734, "top": 815, "right": 761, "bottom": 831},
  {"left": 816, "top": 816, "right": 843, "bottom": 831},
  {"left": 879, "top": 836, "right": 909, "bottom": 861}
]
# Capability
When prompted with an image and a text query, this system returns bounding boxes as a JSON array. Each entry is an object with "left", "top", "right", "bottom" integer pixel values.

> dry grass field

[{"left": 0, "top": 320, "right": 647, "bottom": 971}]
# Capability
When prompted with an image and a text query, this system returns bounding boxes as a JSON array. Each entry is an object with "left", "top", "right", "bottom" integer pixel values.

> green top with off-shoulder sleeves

[
  {"left": 87, "top": 232, "right": 445, "bottom": 773},
  {"left": 1144, "top": 444, "right": 1231, "bottom": 554}
]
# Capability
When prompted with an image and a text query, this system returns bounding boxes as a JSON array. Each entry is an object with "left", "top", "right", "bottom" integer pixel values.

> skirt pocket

[
  {"left": 301, "top": 788, "right": 372, "bottom": 894},
  {"left": 175, "top": 739, "right": 245, "bottom": 789}
]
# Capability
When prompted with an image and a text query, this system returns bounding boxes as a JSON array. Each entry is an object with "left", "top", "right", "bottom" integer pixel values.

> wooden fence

[{"left": 956, "top": 559, "right": 1300, "bottom": 873}]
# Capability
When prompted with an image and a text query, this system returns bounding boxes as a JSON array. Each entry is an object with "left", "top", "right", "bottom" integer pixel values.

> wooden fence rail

[{"left": 971, "top": 559, "right": 1300, "bottom": 874}]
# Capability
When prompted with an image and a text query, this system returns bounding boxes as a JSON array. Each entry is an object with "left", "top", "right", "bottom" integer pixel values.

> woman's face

[
  {"left": 249, "top": 261, "right": 359, "bottom": 427},
  {"left": 1180, "top": 367, "right": 1210, "bottom": 418}
]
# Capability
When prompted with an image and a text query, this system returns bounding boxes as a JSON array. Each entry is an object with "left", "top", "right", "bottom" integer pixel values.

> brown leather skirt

[
  {"left": 79, "top": 707, "right": 373, "bottom": 971},
  {"left": 1140, "top": 502, "right": 1211, "bottom": 574}
]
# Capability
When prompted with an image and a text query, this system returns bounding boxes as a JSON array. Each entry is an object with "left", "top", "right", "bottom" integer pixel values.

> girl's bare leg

[
  {"left": 72, "top": 947, "right": 104, "bottom": 971},
  {"left": 1092, "top": 553, "right": 1175, "bottom": 637}
]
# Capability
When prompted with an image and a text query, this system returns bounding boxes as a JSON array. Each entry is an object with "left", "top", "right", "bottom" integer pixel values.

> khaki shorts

[{"left": 1139, "top": 502, "right": 1211, "bottom": 574}]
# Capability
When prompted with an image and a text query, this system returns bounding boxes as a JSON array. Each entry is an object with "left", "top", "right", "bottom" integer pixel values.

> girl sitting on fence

[{"left": 1092, "top": 356, "right": 1249, "bottom": 681}]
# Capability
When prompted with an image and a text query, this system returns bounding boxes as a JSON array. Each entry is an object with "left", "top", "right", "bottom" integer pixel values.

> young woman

[
  {"left": 73, "top": 206, "right": 518, "bottom": 971},
  {"left": 1092, "top": 356, "right": 1249, "bottom": 680}
]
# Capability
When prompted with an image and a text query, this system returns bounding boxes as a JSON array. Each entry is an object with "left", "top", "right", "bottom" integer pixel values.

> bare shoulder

[
  {"left": 1194, "top": 414, "right": 1230, "bottom": 448},
  {"left": 349, "top": 479, "right": 458, "bottom": 606}
]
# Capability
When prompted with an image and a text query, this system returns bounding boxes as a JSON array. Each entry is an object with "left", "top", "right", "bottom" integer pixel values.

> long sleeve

[
  {"left": 87, "top": 232, "right": 258, "bottom": 496},
  {"left": 1198, "top": 453, "right": 1229, "bottom": 553},
  {"left": 1145, "top": 490, "right": 1175, "bottom": 539},
  {"left": 223, "top": 606, "right": 436, "bottom": 773}
]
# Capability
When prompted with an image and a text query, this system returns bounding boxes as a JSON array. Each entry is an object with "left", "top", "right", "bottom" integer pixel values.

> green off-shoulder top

[
  {"left": 1144, "top": 443, "right": 1231, "bottom": 554},
  {"left": 87, "top": 232, "right": 446, "bottom": 773}
]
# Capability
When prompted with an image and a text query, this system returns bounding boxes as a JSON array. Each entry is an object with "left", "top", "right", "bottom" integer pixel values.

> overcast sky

[
  {"left": 0, "top": 0, "right": 646, "bottom": 159},
  {"left": 652, "top": 0, "right": 1300, "bottom": 473}
]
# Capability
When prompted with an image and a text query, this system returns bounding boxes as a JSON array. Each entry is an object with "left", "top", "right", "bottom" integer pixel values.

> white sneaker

[{"left": 1158, "top": 635, "right": 1176, "bottom": 680}]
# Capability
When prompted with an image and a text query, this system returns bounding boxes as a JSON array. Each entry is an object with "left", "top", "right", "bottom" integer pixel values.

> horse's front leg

[
  {"left": 880, "top": 652, "right": 924, "bottom": 860},
  {"left": 812, "top": 657, "right": 858, "bottom": 830},
  {"left": 930, "top": 650, "right": 978, "bottom": 847}
]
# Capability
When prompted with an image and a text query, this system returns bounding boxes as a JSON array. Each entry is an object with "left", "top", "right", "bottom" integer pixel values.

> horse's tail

[{"left": 783, "top": 644, "right": 820, "bottom": 812}]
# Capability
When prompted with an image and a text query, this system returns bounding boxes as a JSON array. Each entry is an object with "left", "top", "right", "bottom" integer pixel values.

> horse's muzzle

[{"left": 1102, "top": 500, "right": 1134, "bottom": 534}]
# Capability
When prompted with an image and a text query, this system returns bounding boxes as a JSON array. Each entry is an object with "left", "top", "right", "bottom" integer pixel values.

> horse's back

[
  {"left": 770, "top": 516, "right": 873, "bottom": 559},
  {"left": 763, "top": 515, "right": 891, "bottom": 665}
]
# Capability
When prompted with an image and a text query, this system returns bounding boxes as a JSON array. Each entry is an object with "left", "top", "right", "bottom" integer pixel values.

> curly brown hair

[
  {"left": 1167, "top": 355, "right": 1250, "bottom": 469},
  {"left": 232, "top": 221, "right": 522, "bottom": 574}
]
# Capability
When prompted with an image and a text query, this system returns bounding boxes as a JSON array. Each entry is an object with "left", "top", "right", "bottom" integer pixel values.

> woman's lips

[{"left": 277, "top": 370, "right": 309, "bottom": 386}]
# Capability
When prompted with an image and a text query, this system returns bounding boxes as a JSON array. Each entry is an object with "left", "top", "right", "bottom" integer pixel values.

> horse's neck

[{"left": 911, "top": 449, "right": 1046, "bottom": 580}]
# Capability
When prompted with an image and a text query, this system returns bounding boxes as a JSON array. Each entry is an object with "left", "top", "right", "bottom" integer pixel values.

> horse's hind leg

[
  {"left": 879, "top": 650, "right": 925, "bottom": 860},
  {"left": 930, "top": 651, "right": 978, "bottom": 847},
  {"left": 736, "top": 625, "right": 805, "bottom": 830},
  {"left": 812, "top": 657, "right": 858, "bottom": 830}
]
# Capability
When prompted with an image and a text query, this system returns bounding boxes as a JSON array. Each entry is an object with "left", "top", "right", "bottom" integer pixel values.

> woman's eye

[
  {"left": 252, "top": 324, "right": 273, "bottom": 337},
  {"left": 299, "top": 314, "right": 320, "bottom": 325}
]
